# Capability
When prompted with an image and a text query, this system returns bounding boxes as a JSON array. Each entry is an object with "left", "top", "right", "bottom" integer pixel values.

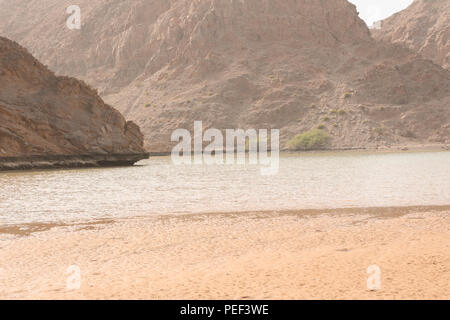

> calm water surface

[{"left": 0, "top": 151, "right": 449, "bottom": 225}]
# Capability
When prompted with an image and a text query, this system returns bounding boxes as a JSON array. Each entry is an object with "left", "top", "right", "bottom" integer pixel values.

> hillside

[
  {"left": 0, "top": 37, "right": 148, "bottom": 169},
  {"left": 373, "top": 0, "right": 450, "bottom": 70},
  {"left": 1, "top": 0, "right": 449, "bottom": 152}
]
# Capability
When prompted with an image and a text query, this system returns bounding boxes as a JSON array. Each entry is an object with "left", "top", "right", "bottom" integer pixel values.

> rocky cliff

[
  {"left": 1, "top": 0, "right": 449, "bottom": 152},
  {"left": 0, "top": 37, "right": 148, "bottom": 170},
  {"left": 373, "top": 0, "right": 450, "bottom": 70}
]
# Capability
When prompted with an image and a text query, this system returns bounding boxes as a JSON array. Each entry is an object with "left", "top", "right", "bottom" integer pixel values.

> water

[{"left": 0, "top": 151, "right": 449, "bottom": 225}]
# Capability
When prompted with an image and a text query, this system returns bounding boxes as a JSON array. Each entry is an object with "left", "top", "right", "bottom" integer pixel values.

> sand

[{"left": 0, "top": 206, "right": 450, "bottom": 300}]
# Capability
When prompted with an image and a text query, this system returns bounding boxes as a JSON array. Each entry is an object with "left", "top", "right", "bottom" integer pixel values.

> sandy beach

[{"left": 0, "top": 206, "right": 449, "bottom": 300}]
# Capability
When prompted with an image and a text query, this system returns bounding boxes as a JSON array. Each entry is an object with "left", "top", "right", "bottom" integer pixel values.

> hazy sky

[{"left": 349, "top": 0, "right": 414, "bottom": 25}]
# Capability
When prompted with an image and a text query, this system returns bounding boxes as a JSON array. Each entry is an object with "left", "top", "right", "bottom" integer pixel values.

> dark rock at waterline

[{"left": 0, "top": 153, "right": 149, "bottom": 171}]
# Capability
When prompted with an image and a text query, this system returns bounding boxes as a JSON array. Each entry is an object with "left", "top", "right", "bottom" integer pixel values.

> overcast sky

[{"left": 349, "top": 0, "right": 414, "bottom": 26}]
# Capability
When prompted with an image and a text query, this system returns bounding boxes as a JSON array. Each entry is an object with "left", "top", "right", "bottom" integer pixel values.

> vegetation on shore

[{"left": 286, "top": 129, "right": 332, "bottom": 151}]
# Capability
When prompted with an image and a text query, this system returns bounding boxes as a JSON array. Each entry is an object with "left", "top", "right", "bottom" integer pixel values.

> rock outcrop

[
  {"left": 1, "top": 0, "right": 449, "bottom": 151},
  {"left": 0, "top": 37, "right": 148, "bottom": 170},
  {"left": 373, "top": 0, "right": 450, "bottom": 70}
]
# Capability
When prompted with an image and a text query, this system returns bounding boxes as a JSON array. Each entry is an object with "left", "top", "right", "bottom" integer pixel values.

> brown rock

[
  {"left": 0, "top": 37, "right": 148, "bottom": 170},
  {"left": 373, "top": 0, "right": 450, "bottom": 69},
  {"left": 0, "top": 0, "right": 449, "bottom": 152}
]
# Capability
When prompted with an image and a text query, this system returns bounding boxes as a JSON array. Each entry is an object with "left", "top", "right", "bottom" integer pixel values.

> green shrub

[
  {"left": 338, "top": 109, "right": 346, "bottom": 115},
  {"left": 344, "top": 92, "right": 353, "bottom": 99},
  {"left": 286, "top": 129, "right": 332, "bottom": 151},
  {"left": 317, "top": 124, "right": 326, "bottom": 130},
  {"left": 323, "top": 116, "right": 331, "bottom": 121}
]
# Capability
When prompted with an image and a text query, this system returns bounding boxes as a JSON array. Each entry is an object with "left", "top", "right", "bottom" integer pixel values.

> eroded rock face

[
  {"left": 1, "top": 0, "right": 449, "bottom": 151},
  {"left": 0, "top": 0, "right": 371, "bottom": 94},
  {"left": 0, "top": 37, "right": 148, "bottom": 168},
  {"left": 373, "top": 0, "right": 450, "bottom": 70}
]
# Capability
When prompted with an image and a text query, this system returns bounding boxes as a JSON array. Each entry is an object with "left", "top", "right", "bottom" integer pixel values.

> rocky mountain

[
  {"left": 0, "top": 37, "right": 148, "bottom": 170},
  {"left": 1, "top": 0, "right": 449, "bottom": 152},
  {"left": 373, "top": 0, "right": 450, "bottom": 70}
]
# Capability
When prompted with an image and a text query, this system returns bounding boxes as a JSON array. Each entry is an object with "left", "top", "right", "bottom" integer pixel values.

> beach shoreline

[{"left": 1, "top": 206, "right": 449, "bottom": 300}]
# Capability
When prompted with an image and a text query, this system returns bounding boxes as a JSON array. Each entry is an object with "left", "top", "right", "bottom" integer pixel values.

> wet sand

[{"left": 0, "top": 206, "right": 449, "bottom": 300}]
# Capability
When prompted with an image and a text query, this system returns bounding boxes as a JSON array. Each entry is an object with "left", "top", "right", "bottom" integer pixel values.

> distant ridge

[{"left": 373, "top": 0, "right": 450, "bottom": 69}]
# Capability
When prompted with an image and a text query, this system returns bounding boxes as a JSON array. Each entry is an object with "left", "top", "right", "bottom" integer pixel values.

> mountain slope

[
  {"left": 373, "top": 0, "right": 450, "bottom": 69},
  {"left": 1, "top": 0, "right": 449, "bottom": 151},
  {"left": 0, "top": 37, "right": 148, "bottom": 169}
]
